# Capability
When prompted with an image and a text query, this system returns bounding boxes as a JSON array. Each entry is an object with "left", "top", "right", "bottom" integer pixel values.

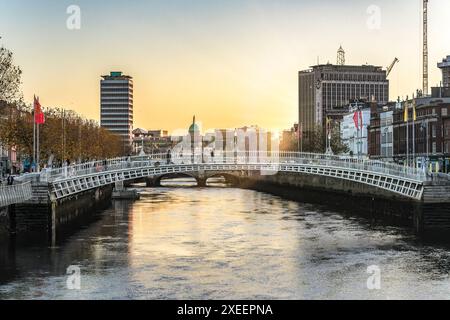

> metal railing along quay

[{"left": 0, "top": 182, "right": 33, "bottom": 207}]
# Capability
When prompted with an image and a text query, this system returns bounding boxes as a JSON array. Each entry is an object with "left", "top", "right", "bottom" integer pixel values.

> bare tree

[{"left": 0, "top": 45, "right": 22, "bottom": 103}]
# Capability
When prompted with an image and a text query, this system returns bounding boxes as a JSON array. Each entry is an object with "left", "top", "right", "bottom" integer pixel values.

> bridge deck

[{"left": 39, "top": 153, "right": 427, "bottom": 201}]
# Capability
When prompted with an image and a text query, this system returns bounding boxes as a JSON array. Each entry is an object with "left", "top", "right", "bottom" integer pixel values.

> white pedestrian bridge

[
  {"left": 0, "top": 182, "right": 33, "bottom": 208},
  {"left": 36, "top": 152, "right": 427, "bottom": 201}
]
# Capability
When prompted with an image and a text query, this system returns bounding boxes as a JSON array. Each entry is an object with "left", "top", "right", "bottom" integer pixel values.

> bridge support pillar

[
  {"left": 196, "top": 178, "right": 207, "bottom": 187},
  {"left": 145, "top": 178, "right": 160, "bottom": 187}
]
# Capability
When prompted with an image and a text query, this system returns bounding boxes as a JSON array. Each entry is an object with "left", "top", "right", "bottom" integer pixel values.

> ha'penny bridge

[{"left": 1, "top": 152, "right": 450, "bottom": 235}]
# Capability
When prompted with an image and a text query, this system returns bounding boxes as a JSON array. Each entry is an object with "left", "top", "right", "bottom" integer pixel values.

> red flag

[
  {"left": 34, "top": 95, "right": 45, "bottom": 124},
  {"left": 353, "top": 111, "right": 359, "bottom": 129}
]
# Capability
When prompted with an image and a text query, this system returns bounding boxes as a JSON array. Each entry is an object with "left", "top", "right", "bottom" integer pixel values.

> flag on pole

[
  {"left": 413, "top": 99, "right": 417, "bottom": 121},
  {"left": 34, "top": 95, "right": 45, "bottom": 124},
  {"left": 353, "top": 111, "right": 359, "bottom": 129},
  {"left": 404, "top": 102, "right": 409, "bottom": 123}
]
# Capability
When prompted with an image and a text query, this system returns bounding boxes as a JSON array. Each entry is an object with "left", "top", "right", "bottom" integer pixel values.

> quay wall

[{"left": 238, "top": 172, "right": 450, "bottom": 235}]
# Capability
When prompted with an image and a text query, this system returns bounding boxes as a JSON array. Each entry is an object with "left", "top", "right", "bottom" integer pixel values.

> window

[
  {"left": 432, "top": 142, "right": 437, "bottom": 154},
  {"left": 442, "top": 108, "right": 448, "bottom": 117}
]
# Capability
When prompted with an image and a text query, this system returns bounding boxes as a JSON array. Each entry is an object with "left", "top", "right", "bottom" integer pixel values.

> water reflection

[{"left": 1, "top": 180, "right": 450, "bottom": 299}]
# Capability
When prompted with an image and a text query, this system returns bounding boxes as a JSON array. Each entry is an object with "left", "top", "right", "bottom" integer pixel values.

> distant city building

[
  {"left": 367, "top": 101, "right": 396, "bottom": 161},
  {"left": 214, "top": 129, "right": 231, "bottom": 153},
  {"left": 340, "top": 105, "right": 370, "bottom": 157},
  {"left": 368, "top": 94, "right": 450, "bottom": 173},
  {"left": 367, "top": 58, "right": 450, "bottom": 173},
  {"left": 299, "top": 51, "right": 389, "bottom": 144},
  {"left": 132, "top": 128, "right": 172, "bottom": 154},
  {"left": 100, "top": 71, "right": 134, "bottom": 149},
  {"left": 235, "top": 125, "right": 273, "bottom": 153},
  {"left": 281, "top": 123, "right": 299, "bottom": 151},
  {"left": 147, "top": 130, "right": 168, "bottom": 138},
  {"left": 438, "top": 55, "right": 450, "bottom": 88}
]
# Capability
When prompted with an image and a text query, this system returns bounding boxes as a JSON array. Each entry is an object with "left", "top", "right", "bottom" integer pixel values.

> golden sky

[{"left": 1, "top": 0, "right": 450, "bottom": 133}]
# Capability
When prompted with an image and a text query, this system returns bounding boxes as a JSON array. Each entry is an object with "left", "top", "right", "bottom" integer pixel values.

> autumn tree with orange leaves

[{"left": 0, "top": 44, "right": 123, "bottom": 169}]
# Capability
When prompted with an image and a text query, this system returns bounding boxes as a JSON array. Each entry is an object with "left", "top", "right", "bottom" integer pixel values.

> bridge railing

[
  {"left": 41, "top": 151, "right": 427, "bottom": 182},
  {"left": 0, "top": 182, "right": 33, "bottom": 207}
]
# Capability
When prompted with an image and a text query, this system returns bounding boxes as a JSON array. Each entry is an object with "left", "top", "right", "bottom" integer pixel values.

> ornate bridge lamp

[
  {"left": 325, "top": 117, "right": 334, "bottom": 156},
  {"left": 139, "top": 135, "right": 146, "bottom": 156}
]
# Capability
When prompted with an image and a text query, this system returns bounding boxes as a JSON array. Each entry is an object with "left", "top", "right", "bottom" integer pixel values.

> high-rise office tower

[
  {"left": 100, "top": 72, "right": 133, "bottom": 148},
  {"left": 298, "top": 64, "right": 388, "bottom": 137}
]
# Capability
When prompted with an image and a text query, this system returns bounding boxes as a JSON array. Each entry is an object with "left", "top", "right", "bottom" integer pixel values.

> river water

[{"left": 1, "top": 178, "right": 450, "bottom": 300}]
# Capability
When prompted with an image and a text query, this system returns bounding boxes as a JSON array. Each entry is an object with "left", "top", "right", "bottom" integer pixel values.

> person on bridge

[
  {"left": 7, "top": 174, "right": 14, "bottom": 186},
  {"left": 167, "top": 149, "right": 172, "bottom": 164}
]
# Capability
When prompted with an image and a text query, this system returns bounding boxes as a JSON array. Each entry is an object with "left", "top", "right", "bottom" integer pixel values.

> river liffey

[{"left": 1, "top": 178, "right": 450, "bottom": 300}]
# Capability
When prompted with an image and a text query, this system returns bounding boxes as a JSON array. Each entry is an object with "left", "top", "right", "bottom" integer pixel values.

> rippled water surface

[{"left": 1, "top": 178, "right": 450, "bottom": 299}]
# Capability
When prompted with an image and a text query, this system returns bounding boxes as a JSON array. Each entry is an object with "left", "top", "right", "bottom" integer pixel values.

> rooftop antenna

[{"left": 337, "top": 46, "right": 345, "bottom": 66}]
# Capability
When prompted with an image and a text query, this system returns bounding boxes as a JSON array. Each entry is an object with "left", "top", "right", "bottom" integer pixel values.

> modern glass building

[{"left": 100, "top": 71, "right": 133, "bottom": 148}]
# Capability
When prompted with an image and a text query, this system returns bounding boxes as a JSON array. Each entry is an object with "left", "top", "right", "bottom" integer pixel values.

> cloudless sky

[{"left": 1, "top": 0, "right": 449, "bottom": 132}]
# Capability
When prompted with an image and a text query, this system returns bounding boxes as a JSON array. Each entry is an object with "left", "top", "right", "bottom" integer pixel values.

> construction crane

[
  {"left": 423, "top": 0, "right": 429, "bottom": 96},
  {"left": 386, "top": 58, "right": 399, "bottom": 77}
]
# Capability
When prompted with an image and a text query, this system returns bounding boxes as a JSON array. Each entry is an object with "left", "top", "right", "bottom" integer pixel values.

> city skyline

[
  {"left": 3, "top": 1, "right": 450, "bottom": 304},
  {"left": 1, "top": 0, "right": 450, "bottom": 132}
]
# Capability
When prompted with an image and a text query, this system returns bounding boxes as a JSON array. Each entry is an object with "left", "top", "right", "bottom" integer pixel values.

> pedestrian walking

[{"left": 7, "top": 174, "right": 14, "bottom": 186}]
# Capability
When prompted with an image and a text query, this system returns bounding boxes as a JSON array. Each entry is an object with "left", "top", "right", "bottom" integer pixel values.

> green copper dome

[{"left": 189, "top": 116, "right": 200, "bottom": 134}]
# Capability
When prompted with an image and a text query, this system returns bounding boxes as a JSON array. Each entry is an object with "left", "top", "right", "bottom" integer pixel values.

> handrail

[
  {"left": 42, "top": 151, "right": 428, "bottom": 183},
  {"left": 0, "top": 182, "right": 33, "bottom": 207}
]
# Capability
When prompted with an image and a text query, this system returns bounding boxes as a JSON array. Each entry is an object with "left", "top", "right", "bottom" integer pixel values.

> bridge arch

[
  {"left": 148, "top": 172, "right": 198, "bottom": 187},
  {"left": 204, "top": 172, "right": 241, "bottom": 186}
]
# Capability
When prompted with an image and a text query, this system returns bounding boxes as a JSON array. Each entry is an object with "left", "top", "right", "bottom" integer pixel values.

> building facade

[
  {"left": 299, "top": 63, "right": 389, "bottom": 141},
  {"left": 341, "top": 107, "right": 371, "bottom": 157},
  {"left": 100, "top": 72, "right": 134, "bottom": 149},
  {"left": 438, "top": 55, "right": 450, "bottom": 88},
  {"left": 368, "top": 102, "right": 397, "bottom": 161},
  {"left": 132, "top": 128, "right": 172, "bottom": 155},
  {"left": 368, "top": 96, "right": 450, "bottom": 173}
]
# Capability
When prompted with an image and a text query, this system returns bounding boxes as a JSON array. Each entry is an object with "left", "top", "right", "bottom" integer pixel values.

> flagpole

[
  {"left": 412, "top": 97, "right": 416, "bottom": 169},
  {"left": 406, "top": 118, "right": 409, "bottom": 168},
  {"left": 300, "top": 123, "right": 303, "bottom": 153},
  {"left": 412, "top": 118, "right": 415, "bottom": 168},
  {"left": 33, "top": 110, "right": 36, "bottom": 171},
  {"left": 37, "top": 122, "right": 40, "bottom": 172}
]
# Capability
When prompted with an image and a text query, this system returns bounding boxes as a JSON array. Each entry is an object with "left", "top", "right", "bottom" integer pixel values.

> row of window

[
  {"left": 101, "top": 93, "right": 133, "bottom": 98},
  {"left": 101, "top": 84, "right": 133, "bottom": 88},
  {"left": 101, "top": 104, "right": 133, "bottom": 108},
  {"left": 322, "top": 83, "right": 388, "bottom": 108},
  {"left": 101, "top": 89, "right": 134, "bottom": 94},
  {"left": 101, "top": 99, "right": 132, "bottom": 103},
  {"left": 322, "top": 73, "right": 386, "bottom": 82}
]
